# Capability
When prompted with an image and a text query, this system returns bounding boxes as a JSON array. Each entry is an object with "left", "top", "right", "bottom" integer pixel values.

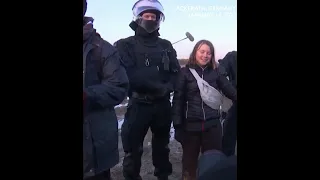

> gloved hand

[
  {"left": 154, "top": 88, "right": 169, "bottom": 98},
  {"left": 154, "top": 83, "right": 173, "bottom": 98},
  {"left": 174, "top": 128, "right": 184, "bottom": 144}
]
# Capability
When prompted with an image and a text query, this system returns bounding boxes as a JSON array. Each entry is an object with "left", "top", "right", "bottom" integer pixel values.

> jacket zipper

[{"left": 201, "top": 69, "right": 206, "bottom": 131}]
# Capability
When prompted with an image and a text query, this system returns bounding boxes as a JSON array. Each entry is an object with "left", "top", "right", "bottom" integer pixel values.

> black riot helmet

[{"left": 132, "top": 0, "right": 165, "bottom": 33}]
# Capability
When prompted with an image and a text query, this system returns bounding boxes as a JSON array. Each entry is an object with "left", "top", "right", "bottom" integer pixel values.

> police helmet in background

[
  {"left": 197, "top": 150, "right": 237, "bottom": 180},
  {"left": 132, "top": 0, "right": 165, "bottom": 33}
]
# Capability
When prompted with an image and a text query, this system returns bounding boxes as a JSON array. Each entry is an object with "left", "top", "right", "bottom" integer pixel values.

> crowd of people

[{"left": 83, "top": 0, "right": 237, "bottom": 180}]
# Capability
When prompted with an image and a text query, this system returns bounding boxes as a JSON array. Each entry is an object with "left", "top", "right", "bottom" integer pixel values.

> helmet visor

[{"left": 132, "top": 0, "right": 165, "bottom": 22}]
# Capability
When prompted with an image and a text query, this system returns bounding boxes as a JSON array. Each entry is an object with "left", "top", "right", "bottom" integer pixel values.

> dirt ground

[{"left": 111, "top": 99, "right": 236, "bottom": 180}]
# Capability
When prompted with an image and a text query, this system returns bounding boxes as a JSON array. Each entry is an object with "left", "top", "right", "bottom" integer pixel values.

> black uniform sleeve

[
  {"left": 216, "top": 68, "right": 237, "bottom": 102},
  {"left": 171, "top": 68, "right": 187, "bottom": 128},
  {"left": 84, "top": 41, "right": 129, "bottom": 108},
  {"left": 167, "top": 42, "right": 181, "bottom": 92}
]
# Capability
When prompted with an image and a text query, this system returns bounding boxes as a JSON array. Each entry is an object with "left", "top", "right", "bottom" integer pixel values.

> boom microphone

[
  {"left": 186, "top": 32, "right": 194, "bottom": 42},
  {"left": 172, "top": 32, "right": 194, "bottom": 45}
]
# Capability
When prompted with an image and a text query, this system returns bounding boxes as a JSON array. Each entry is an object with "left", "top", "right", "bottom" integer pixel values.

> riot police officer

[
  {"left": 218, "top": 51, "right": 237, "bottom": 157},
  {"left": 114, "top": 1, "right": 181, "bottom": 180}
]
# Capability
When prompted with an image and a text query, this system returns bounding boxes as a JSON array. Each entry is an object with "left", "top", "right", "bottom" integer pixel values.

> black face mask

[{"left": 139, "top": 19, "right": 159, "bottom": 33}]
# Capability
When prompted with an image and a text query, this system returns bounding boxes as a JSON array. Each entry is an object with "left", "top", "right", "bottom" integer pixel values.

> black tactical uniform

[
  {"left": 114, "top": 14, "right": 180, "bottom": 180},
  {"left": 218, "top": 51, "right": 237, "bottom": 157}
]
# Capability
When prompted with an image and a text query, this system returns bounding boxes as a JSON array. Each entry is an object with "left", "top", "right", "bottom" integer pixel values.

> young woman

[{"left": 171, "top": 40, "right": 237, "bottom": 180}]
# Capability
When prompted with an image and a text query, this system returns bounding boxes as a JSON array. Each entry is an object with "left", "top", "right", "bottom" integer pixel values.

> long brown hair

[{"left": 187, "top": 40, "right": 217, "bottom": 69}]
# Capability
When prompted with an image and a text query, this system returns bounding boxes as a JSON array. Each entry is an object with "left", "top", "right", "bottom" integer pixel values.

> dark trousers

[
  {"left": 222, "top": 102, "right": 237, "bottom": 156},
  {"left": 86, "top": 169, "right": 111, "bottom": 180},
  {"left": 121, "top": 98, "right": 172, "bottom": 180},
  {"left": 181, "top": 124, "right": 222, "bottom": 179}
]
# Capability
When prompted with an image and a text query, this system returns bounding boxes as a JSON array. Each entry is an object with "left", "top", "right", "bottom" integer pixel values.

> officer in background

[
  {"left": 114, "top": 1, "right": 181, "bottom": 180},
  {"left": 83, "top": 0, "right": 129, "bottom": 179},
  {"left": 218, "top": 51, "right": 237, "bottom": 157}
]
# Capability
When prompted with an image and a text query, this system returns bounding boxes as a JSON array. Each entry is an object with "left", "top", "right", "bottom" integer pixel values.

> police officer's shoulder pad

[
  {"left": 224, "top": 51, "right": 236, "bottom": 60},
  {"left": 113, "top": 39, "right": 124, "bottom": 47}
]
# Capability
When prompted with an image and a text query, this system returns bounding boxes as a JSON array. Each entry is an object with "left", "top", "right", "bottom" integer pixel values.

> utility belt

[{"left": 131, "top": 92, "right": 169, "bottom": 103}]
